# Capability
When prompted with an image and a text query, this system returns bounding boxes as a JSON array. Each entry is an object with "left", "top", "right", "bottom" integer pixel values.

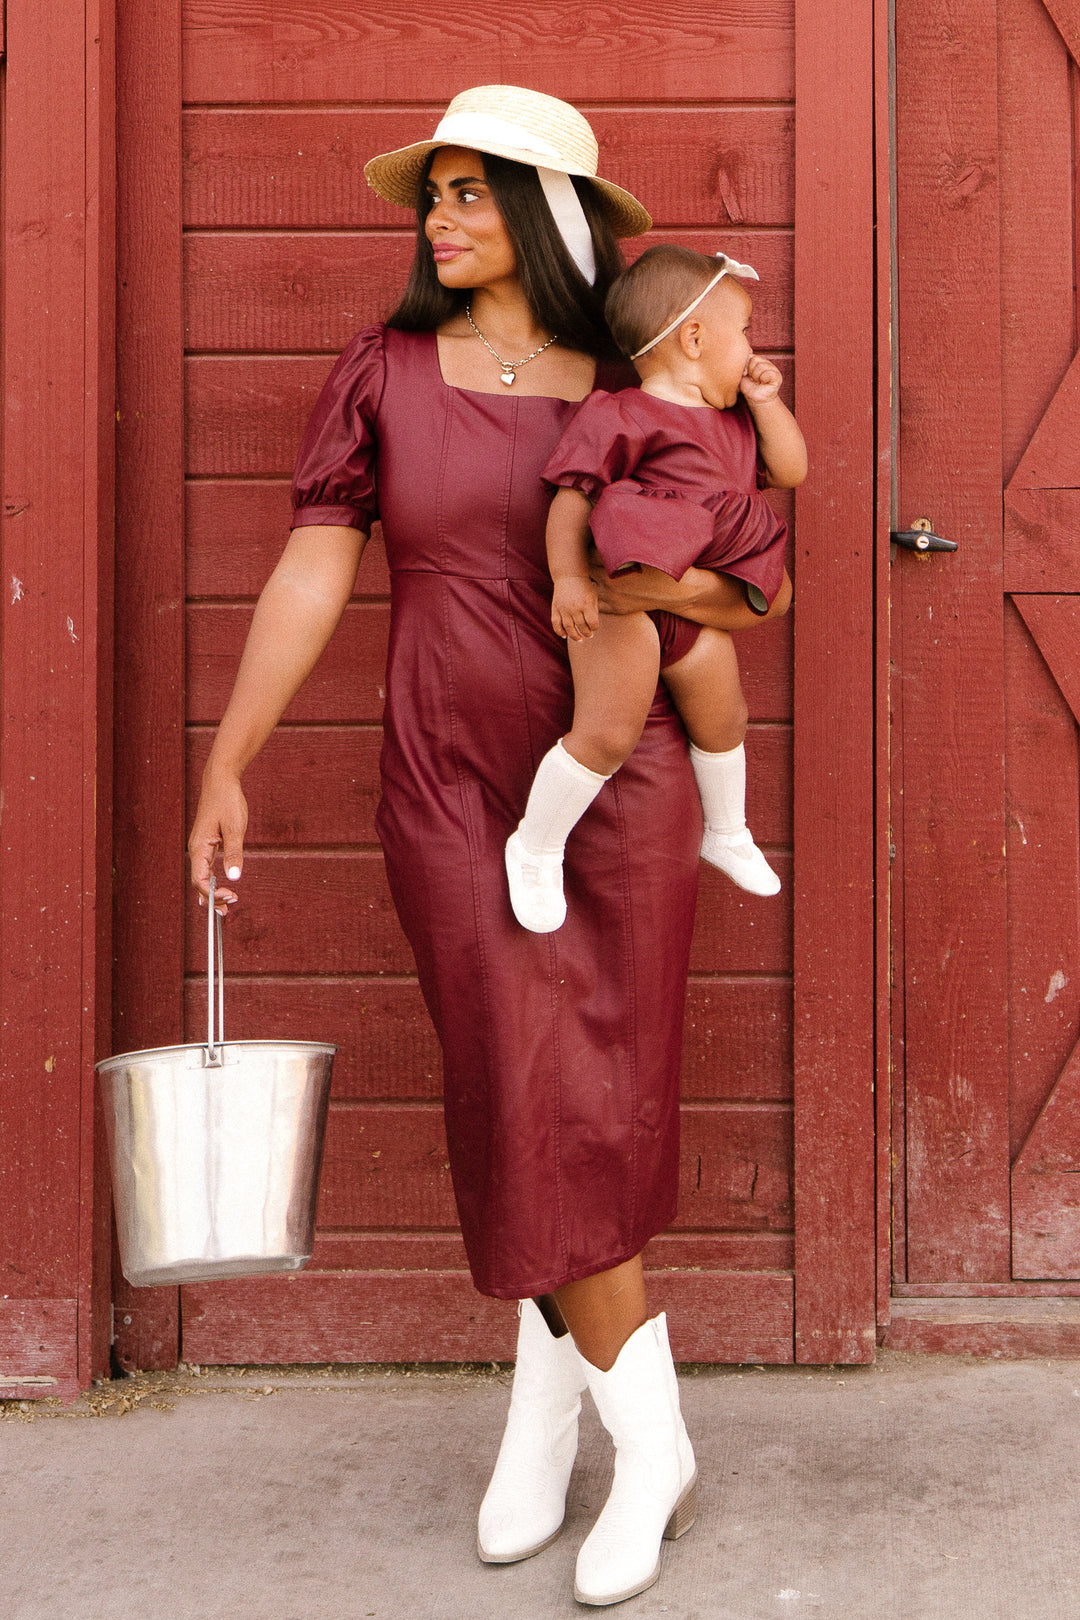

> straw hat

[{"left": 364, "top": 85, "right": 652, "bottom": 239}]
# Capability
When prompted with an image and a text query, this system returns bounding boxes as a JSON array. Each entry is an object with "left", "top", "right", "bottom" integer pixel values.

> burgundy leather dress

[{"left": 291, "top": 324, "right": 701, "bottom": 1299}]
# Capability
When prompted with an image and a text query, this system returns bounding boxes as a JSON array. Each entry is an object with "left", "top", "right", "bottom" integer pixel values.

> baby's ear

[{"left": 678, "top": 319, "right": 703, "bottom": 358}]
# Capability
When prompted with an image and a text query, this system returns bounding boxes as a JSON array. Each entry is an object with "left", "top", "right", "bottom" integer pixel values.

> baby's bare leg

[
  {"left": 660, "top": 626, "right": 747, "bottom": 753},
  {"left": 662, "top": 627, "right": 780, "bottom": 897},
  {"left": 564, "top": 612, "right": 661, "bottom": 776}
]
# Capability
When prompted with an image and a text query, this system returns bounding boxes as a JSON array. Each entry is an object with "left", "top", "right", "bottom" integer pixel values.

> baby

[{"left": 505, "top": 244, "right": 807, "bottom": 933}]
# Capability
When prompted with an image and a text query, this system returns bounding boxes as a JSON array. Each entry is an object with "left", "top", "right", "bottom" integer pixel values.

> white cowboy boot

[
  {"left": 574, "top": 1313, "right": 697, "bottom": 1606},
  {"left": 477, "top": 1299, "right": 588, "bottom": 1563}
]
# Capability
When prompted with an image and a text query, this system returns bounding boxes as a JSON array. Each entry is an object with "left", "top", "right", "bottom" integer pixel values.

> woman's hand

[
  {"left": 188, "top": 768, "right": 249, "bottom": 913},
  {"left": 551, "top": 573, "right": 600, "bottom": 641},
  {"left": 589, "top": 554, "right": 792, "bottom": 632}
]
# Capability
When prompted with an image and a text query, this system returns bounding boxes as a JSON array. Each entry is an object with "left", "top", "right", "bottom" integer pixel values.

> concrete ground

[{"left": 3, "top": 1351, "right": 1079, "bottom": 1620}]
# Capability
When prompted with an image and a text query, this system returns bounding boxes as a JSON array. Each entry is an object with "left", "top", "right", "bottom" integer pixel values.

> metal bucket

[{"left": 97, "top": 885, "right": 336, "bottom": 1287}]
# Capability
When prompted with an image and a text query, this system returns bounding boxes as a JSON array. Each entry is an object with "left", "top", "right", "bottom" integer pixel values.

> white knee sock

[
  {"left": 518, "top": 740, "right": 609, "bottom": 857},
  {"left": 688, "top": 741, "right": 747, "bottom": 837}
]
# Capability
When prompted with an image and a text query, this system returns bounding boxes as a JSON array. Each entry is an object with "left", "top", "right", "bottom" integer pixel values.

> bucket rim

[{"left": 96, "top": 1037, "right": 338, "bottom": 1073}]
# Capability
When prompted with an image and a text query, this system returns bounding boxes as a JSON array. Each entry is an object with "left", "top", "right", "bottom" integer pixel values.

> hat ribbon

[
  {"left": 630, "top": 254, "right": 760, "bottom": 360},
  {"left": 432, "top": 111, "right": 567, "bottom": 164}
]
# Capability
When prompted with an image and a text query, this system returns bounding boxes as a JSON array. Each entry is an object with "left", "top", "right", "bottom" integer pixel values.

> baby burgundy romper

[{"left": 291, "top": 323, "right": 702, "bottom": 1299}]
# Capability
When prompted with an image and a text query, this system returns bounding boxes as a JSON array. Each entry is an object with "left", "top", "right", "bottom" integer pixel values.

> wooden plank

[
  {"left": 187, "top": 849, "right": 794, "bottom": 978},
  {"left": 874, "top": 0, "right": 895, "bottom": 1329},
  {"left": 187, "top": 600, "right": 794, "bottom": 727},
  {"left": 309, "top": 1231, "right": 795, "bottom": 1272},
  {"left": 181, "top": 1269, "right": 794, "bottom": 1365},
  {"left": 896, "top": 1280, "right": 1080, "bottom": 1296},
  {"left": 1005, "top": 490, "right": 1080, "bottom": 593},
  {"left": 1003, "top": 602, "right": 1080, "bottom": 1157},
  {"left": 0, "top": 0, "right": 114, "bottom": 1390},
  {"left": 894, "top": 0, "right": 1010, "bottom": 1282},
  {"left": 185, "top": 720, "right": 791, "bottom": 848},
  {"left": 1042, "top": 0, "right": 1080, "bottom": 62},
  {"left": 184, "top": 230, "right": 795, "bottom": 355},
  {"left": 183, "top": 852, "right": 414, "bottom": 975},
  {"left": 1013, "top": 596, "right": 1080, "bottom": 726},
  {"left": 1009, "top": 350, "right": 1080, "bottom": 489},
  {"left": 1012, "top": 1172, "right": 1080, "bottom": 1278},
  {"left": 0, "top": 1300, "right": 79, "bottom": 1403},
  {"left": 183, "top": 108, "right": 795, "bottom": 231},
  {"left": 312, "top": 1102, "right": 792, "bottom": 1234},
  {"left": 791, "top": 0, "right": 877, "bottom": 1362},
  {"left": 187, "top": 601, "right": 390, "bottom": 722},
  {"left": 884, "top": 1296, "right": 1080, "bottom": 1356},
  {"left": 180, "top": 5, "right": 796, "bottom": 106},
  {"left": 997, "top": 0, "right": 1075, "bottom": 480},
  {"left": 1014, "top": 1038, "right": 1080, "bottom": 1173},
  {"left": 111, "top": 0, "right": 186, "bottom": 1371},
  {"left": 185, "top": 483, "right": 391, "bottom": 599},
  {"left": 185, "top": 352, "right": 793, "bottom": 479},
  {"left": 182, "top": 972, "right": 793, "bottom": 1103}
]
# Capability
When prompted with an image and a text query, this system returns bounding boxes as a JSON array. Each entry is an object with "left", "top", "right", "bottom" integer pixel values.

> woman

[{"left": 188, "top": 85, "right": 789, "bottom": 1608}]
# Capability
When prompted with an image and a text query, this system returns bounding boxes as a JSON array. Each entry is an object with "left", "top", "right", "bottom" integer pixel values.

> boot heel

[{"left": 663, "top": 1476, "right": 697, "bottom": 1541}]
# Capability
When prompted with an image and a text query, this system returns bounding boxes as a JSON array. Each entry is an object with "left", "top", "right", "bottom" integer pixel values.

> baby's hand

[
  {"left": 740, "top": 354, "right": 783, "bottom": 405},
  {"left": 551, "top": 574, "right": 600, "bottom": 641}
]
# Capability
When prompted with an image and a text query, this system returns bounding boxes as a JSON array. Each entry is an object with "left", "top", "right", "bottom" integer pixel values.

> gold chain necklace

[{"left": 465, "top": 303, "right": 557, "bottom": 386}]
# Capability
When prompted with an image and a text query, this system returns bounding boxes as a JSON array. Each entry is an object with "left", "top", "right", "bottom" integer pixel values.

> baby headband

[{"left": 630, "top": 254, "right": 760, "bottom": 360}]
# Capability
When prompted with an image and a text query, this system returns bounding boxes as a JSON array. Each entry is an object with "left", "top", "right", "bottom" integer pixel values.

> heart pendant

[{"left": 500, "top": 370, "right": 516, "bottom": 386}]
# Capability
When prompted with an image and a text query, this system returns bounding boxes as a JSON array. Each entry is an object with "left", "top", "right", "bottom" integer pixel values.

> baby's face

[{"left": 694, "top": 282, "right": 754, "bottom": 408}]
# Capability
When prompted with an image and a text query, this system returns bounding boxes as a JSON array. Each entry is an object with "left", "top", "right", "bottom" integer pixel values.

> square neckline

[{"left": 430, "top": 330, "right": 596, "bottom": 405}]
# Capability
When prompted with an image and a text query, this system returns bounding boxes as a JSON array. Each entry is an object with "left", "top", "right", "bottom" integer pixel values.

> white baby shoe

[
  {"left": 505, "top": 828, "right": 567, "bottom": 932},
  {"left": 700, "top": 828, "right": 781, "bottom": 896}
]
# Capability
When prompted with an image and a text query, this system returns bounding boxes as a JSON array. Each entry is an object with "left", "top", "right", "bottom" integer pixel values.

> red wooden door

[
  {"left": 112, "top": 2, "right": 877, "bottom": 1370},
  {"left": 890, "top": 0, "right": 1080, "bottom": 1341}
]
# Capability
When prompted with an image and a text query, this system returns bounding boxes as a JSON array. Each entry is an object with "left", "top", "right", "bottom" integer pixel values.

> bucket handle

[{"left": 206, "top": 876, "right": 226, "bottom": 1066}]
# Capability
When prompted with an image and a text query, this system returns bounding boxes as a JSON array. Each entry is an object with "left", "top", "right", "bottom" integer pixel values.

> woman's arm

[
  {"left": 591, "top": 559, "right": 792, "bottom": 632},
  {"left": 187, "top": 524, "right": 367, "bottom": 907}
]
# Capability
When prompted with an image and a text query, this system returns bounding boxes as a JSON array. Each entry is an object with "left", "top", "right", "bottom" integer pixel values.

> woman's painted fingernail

[
  {"left": 226, "top": 866, "right": 241, "bottom": 880},
  {"left": 198, "top": 896, "right": 205, "bottom": 906}
]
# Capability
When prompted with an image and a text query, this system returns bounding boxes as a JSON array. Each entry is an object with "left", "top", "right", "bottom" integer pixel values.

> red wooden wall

[
  {"left": 0, "top": 0, "right": 879, "bottom": 1391},
  {"left": 0, "top": 0, "right": 115, "bottom": 1401}
]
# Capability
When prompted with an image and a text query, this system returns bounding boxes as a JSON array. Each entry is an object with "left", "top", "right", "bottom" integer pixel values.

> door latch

[{"left": 890, "top": 517, "right": 958, "bottom": 555}]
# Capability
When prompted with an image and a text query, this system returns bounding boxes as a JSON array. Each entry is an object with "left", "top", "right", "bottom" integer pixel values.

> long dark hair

[{"left": 386, "top": 152, "right": 625, "bottom": 360}]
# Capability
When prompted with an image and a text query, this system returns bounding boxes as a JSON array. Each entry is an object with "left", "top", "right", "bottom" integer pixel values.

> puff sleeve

[
  {"left": 290, "top": 323, "right": 387, "bottom": 532},
  {"left": 541, "top": 390, "right": 650, "bottom": 501}
]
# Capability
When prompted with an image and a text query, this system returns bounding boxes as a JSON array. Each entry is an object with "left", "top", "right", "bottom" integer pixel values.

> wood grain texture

[
  {"left": 309, "top": 1231, "right": 794, "bottom": 1272},
  {"left": 111, "top": 0, "right": 187, "bottom": 1372},
  {"left": 183, "top": 108, "right": 794, "bottom": 231},
  {"left": 1009, "top": 351, "right": 1080, "bottom": 489},
  {"left": 310, "top": 1103, "right": 791, "bottom": 1234},
  {"left": 1014, "top": 596, "right": 1080, "bottom": 726},
  {"left": 1005, "top": 490, "right": 1080, "bottom": 593},
  {"left": 0, "top": 0, "right": 115, "bottom": 1390},
  {"left": 1011, "top": 1173, "right": 1080, "bottom": 1277},
  {"left": 791, "top": 0, "right": 877, "bottom": 1361},
  {"left": 1003, "top": 602, "right": 1080, "bottom": 1158},
  {"left": 997, "top": 0, "right": 1075, "bottom": 481},
  {"left": 185, "top": 482, "right": 391, "bottom": 597},
  {"left": 185, "top": 353, "right": 793, "bottom": 479},
  {"left": 874, "top": 0, "right": 895, "bottom": 1329},
  {"left": 184, "top": 230, "right": 794, "bottom": 354},
  {"left": 180, "top": 1269, "right": 794, "bottom": 1365},
  {"left": 180, "top": 4, "right": 796, "bottom": 106},
  {"left": 185, "top": 721, "right": 791, "bottom": 846},
  {"left": 0, "top": 1300, "right": 79, "bottom": 1403},
  {"left": 894, "top": 0, "right": 1010, "bottom": 1283},
  {"left": 183, "top": 972, "right": 792, "bottom": 1104},
  {"left": 883, "top": 1296, "right": 1080, "bottom": 1356},
  {"left": 187, "top": 600, "right": 794, "bottom": 726}
]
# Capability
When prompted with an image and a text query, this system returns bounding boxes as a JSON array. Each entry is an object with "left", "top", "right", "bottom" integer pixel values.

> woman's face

[{"left": 424, "top": 147, "right": 519, "bottom": 291}]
